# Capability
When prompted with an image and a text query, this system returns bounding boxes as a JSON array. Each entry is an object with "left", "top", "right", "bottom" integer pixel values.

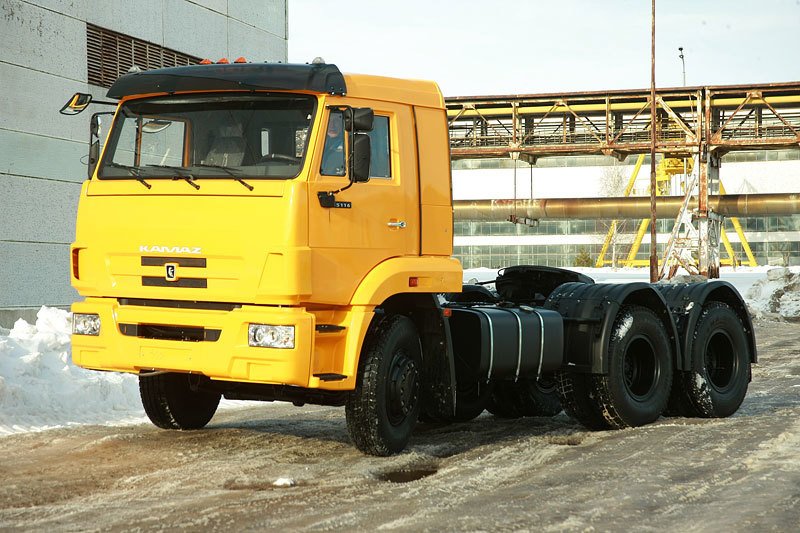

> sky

[{"left": 287, "top": 0, "right": 800, "bottom": 97}]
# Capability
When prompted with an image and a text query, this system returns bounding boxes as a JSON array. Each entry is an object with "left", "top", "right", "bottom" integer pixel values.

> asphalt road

[{"left": 2, "top": 321, "right": 799, "bottom": 531}]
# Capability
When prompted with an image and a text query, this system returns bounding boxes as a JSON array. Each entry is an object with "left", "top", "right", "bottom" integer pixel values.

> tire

[
  {"left": 452, "top": 379, "right": 493, "bottom": 422},
  {"left": 591, "top": 305, "right": 673, "bottom": 428},
  {"left": 671, "top": 302, "right": 751, "bottom": 418},
  {"left": 488, "top": 376, "right": 562, "bottom": 419},
  {"left": 557, "top": 371, "right": 610, "bottom": 430},
  {"left": 487, "top": 384, "right": 523, "bottom": 419},
  {"left": 345, "top": 315, "right": 422, "bottom": 456},
  {"left": 515, "top": 375, "right": 562, "bottom": 417},
  {"left": 139, "top": 372, "right": 221, "bottom": 430}
]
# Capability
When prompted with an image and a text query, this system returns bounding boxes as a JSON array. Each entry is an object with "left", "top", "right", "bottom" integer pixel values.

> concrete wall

[{"left": 0, "top": 0, "right": 287, "bottom": 327}]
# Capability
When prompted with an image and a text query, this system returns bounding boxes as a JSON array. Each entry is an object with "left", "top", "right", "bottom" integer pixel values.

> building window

[{"left": 86, "top": 24, "right": 200, "bottom": 88}]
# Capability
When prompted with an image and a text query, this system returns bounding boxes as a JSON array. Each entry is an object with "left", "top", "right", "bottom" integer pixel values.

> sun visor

[{"left": 107, "top": 63, "right": 347, "bottom": 99}]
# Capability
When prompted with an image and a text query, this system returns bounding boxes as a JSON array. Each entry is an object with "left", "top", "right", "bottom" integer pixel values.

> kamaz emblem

[
  {"left": 165, "top": 263, "right": 178, "bottom": 282},
  {"left": 139, "top": 245, "right": 202, "bottom": 254}
]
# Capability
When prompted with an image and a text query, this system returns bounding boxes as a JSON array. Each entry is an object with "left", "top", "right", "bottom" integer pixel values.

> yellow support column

[
  {"left": 718, "top": 181, "right": 758, "bottom": 267},
  {"left": 626, "top": 219, "right": 652, "bottom": 265},
  {"left": 595, "top": 154, "right": 646, "bottom": 267}
]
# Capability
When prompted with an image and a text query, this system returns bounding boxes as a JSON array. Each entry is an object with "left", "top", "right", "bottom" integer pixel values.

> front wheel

[
  {"left": 139, "top": 372, "right": 221, "bottom": 430},
  {"left": 345, "top": 315, "right": 422, "bottom": 456}
]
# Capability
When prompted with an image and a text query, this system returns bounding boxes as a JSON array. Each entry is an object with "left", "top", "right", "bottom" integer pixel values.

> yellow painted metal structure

[
  {"left": 70, "top": 71, "right": 462, "bottom": 390},
  {"left": 593, "top": 155, "right": 756, "bottom": 268},
  {"left": 594, "top": 154, "right": 645, "bottom": 267},
  {"left": 718, "top": 181, "right": 758, "bottom": 267}
]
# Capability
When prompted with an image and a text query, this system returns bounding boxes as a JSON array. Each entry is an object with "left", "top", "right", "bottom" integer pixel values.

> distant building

[
  {"left": 0, "top": 1, "right": 287, "bottom": 327},
  {"left": 452, "top": 151, "right": 800, "bottom": 269}
]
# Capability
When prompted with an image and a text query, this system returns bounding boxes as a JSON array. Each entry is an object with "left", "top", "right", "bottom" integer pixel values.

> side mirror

[
  {"left": 345, "top": 108, "right": 374, "bottom": 132},
  {"left": 60, "top": 92, "right": 93, "bottom": 115},
  {"left": 351, "top": 133, "right": 371, "bottom": 182}
]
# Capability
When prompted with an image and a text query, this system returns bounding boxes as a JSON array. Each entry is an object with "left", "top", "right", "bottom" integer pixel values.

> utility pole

[
  {"left": 679, "top": 46, "right": 687, "bottom": 182},
  {"left": 649, "top": 0, "right": 658, "bottom": 282}
]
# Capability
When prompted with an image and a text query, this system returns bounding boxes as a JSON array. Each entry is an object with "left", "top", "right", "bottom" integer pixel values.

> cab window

[
  {"left": 367, "top": 116, "right": 391, "bottom": 178},
  {"left": 320, "top": 111, "right": 345, "bottom": 176}
]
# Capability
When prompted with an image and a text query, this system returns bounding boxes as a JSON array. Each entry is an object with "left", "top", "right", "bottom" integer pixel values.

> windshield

[{"left": 98, "top": 94, "right": 315, "bottom": 181}]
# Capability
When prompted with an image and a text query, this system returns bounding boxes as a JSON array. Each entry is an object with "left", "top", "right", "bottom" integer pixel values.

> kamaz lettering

[{"left": 139, "top": 246, "right": 202, "bottom": 254}]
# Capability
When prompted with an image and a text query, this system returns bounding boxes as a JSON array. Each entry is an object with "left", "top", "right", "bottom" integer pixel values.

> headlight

[
  {"left": 72, "top": 313, "right": 101, "bottom": 336},
  {"left": 248, "top": 324, "right": 294, "bottom": 349}
]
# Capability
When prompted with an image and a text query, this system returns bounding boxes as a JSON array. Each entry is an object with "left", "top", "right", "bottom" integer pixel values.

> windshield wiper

[
  {"left": 145, "top": 164, "right": 200, "bottom": 190},
  {"left": 194, "top": 163, "right": 254, "bottom": 191},
  {"left": 107, "top": 162, "right": 151, "bottom": 189}
]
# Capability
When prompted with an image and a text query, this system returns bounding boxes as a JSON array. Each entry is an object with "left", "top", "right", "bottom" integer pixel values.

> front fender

[{"left": 349, "top": 256, "right": 462, "bottom": 306}]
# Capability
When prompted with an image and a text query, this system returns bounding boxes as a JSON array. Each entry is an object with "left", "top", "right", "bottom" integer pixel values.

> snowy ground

[{"left": 0, "top": 266, "right": 795, "bottom": 436}]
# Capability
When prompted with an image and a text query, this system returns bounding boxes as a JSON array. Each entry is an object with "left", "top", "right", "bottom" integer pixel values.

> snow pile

[
  {"left": 746, "top": 267, "right": 800, "bottom": 320},
  {"left": 0, "top": 307, "right": 145, "bottom": 435}
]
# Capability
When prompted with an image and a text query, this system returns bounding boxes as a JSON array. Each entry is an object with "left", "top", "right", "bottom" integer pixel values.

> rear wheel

[
  {"left": 487, "top": 384, "right": 523, "bottom": 419},
  {"left": 488, "top": 376, "right": 562, "bottom": 418},
  {"left": 451, "top": 379, "right": 493, "bottom": 422},
  {"left": 671, "top": 302, "right": 751, "bottom": 418},
  {"left": 591, "top": 305, "right": 673, "bottom": 428},
  {"left": 515, "top": 375, "right": 562, "bottom": 417},
  {"left": 557, "top": 371, "right": 610, "bottom": 430},
  {"left": 139, "top": 372, "right": 220, "bottom": 430},
  {"left": 345, "top": 315, "right": 422, "bottom": 456}
]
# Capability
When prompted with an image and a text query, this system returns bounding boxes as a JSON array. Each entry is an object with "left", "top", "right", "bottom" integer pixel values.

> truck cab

[{"left": 66, "top": 61, "right": 756, "bottom": 456}]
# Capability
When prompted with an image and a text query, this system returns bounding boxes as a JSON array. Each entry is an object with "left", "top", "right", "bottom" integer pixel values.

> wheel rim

[
  {"left": 704, "top": 330, "right": 737, "bottom": 393},
  {"left": 535, "top": 376, "right": 557, "bottom": 395},
  {"left": 387, "top": 351, "right": 419, "bottom": 426},
  {"left": 623, "top": 336, "right": 659, "bottom": 401}
]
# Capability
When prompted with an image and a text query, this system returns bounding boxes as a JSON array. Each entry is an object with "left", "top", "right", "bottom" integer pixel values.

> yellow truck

[{"left": 63, "top": 61, "right": 756, "bottom": 455}]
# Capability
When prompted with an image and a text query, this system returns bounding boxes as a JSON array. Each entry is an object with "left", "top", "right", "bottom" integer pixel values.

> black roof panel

[{"left": 106, "top": 62, "right": 347, "bottom": 99}]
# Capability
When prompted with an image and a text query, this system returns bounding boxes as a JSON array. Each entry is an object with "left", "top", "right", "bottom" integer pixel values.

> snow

[
  {"left": 613, "top": 313, "right": 634, "bottom": 341},
  {"left": 0, "top": 266, "right": 797, "bottom": 437},
  {"left": 0, "top": 307, "right": 145, "bottom": 436}
]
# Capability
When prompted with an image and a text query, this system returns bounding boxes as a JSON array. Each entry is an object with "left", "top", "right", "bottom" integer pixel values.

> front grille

[
  {"left": 120, "top": 323, "right": 221, "bottom": 342},
  {"left": 142, "top": 277, "right": 207, "bottom": 288},
  {"left": 141, "top": 257, "right": 207, "bottom": 267}
]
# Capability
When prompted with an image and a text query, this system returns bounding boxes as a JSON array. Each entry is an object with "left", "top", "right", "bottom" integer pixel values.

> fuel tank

[{"left": 448, "top": 305, "right": 564, "bottom": 381}]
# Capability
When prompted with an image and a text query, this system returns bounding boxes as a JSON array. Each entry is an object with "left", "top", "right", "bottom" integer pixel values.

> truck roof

[
  {"left": 344, "top": 73, "right": 443, "bottom": 108},
  {"left": 106, "top": 62, "right": 443, "bottom": 109}
]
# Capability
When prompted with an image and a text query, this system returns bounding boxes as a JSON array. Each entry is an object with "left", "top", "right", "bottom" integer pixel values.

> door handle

[{"left": 387, "top": 220, "right": 407, "bottom": 228}]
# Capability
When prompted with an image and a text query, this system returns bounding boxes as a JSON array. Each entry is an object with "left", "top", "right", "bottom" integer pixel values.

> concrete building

[{"left": 0, "top": 0, "right": 287, "bottom": 326}]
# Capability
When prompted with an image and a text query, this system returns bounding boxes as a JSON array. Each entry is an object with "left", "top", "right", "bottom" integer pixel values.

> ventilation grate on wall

[{"left": 87, "top": 24, "right": 201, "bottom": 88}]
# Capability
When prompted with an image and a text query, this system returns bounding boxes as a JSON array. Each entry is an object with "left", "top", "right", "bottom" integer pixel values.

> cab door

[{"left": 308, "top": 100, "right": 419, "bottom": 304}]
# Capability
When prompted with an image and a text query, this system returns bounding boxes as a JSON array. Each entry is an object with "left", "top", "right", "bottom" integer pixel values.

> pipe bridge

[{"left": 446, "top": 81, "right": 800, "bottom": 160}]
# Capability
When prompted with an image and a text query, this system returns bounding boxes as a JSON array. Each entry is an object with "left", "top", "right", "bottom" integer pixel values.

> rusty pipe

[{"left": 453, "top": 193, "right": 800, "bottom": 221}]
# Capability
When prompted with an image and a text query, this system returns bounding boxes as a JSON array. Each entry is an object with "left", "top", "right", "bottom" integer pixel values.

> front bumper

[{"left": 71, "top": 297, "right": 318, "bottom": 387}]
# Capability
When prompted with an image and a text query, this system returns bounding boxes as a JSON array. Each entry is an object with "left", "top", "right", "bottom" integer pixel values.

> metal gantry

[{"left": 446, "top": 81, "right": 800, "bottom": 276}]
